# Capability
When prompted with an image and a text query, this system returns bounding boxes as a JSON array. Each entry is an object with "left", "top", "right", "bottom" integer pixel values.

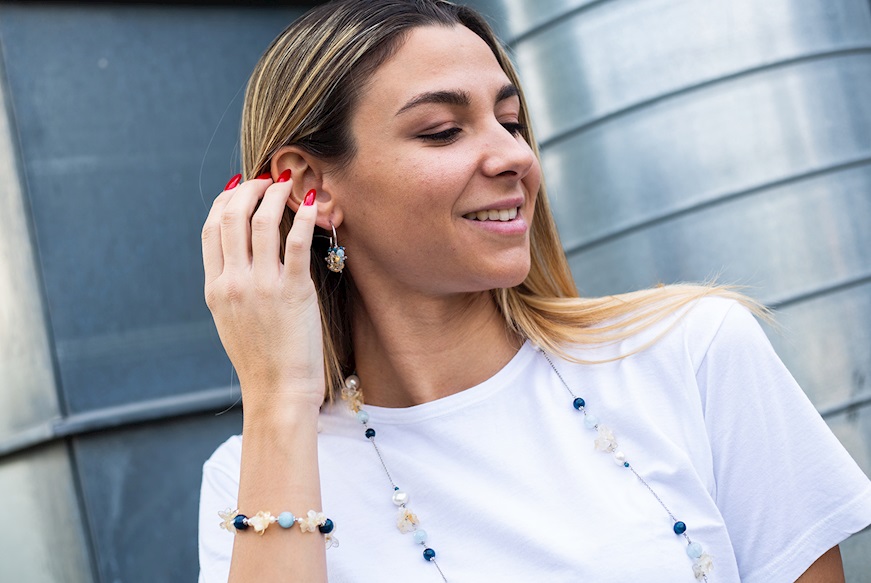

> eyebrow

[{"left": 395, "top": 83, "right": 519, "bottom": 116}]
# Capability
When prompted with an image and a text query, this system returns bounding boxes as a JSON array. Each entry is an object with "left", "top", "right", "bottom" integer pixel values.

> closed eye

[
  {"left": 417, "top": 127, "right": 462, "bottom": 143},
  {"left": 502, "top": 122, "right": 527, "bottom": 136}
]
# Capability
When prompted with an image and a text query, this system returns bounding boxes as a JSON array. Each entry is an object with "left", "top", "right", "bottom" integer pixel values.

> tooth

[
  {"left": 499, "top": 209, "right": 510, "bottom": 221},
  {"left": 476, "top": 210, "right": 489, "bottom": 221},
  {"left": 488, "top": 209, "right": 500, "bottom": 220},
  {"left": 509, "top": 207, "right": 517, "bottom": 219},
  {"left": 464, "top": 212, "right": 477, "bottom": 220}
]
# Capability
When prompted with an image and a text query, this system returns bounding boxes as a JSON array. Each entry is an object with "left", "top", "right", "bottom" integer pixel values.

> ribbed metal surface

[{"left": 468, "top": 0, "right": 871, "bottom": 576}]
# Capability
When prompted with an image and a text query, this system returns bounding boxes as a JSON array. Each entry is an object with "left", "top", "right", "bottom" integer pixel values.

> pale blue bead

[
  {"left": 584, "top": 414, "right": 599, "bottom": 429},
  {"left": 356, "top": 410, "right": 369, "bottom": 424},
  {"left": 277, "top": 512, "right": 296, "bottom": 529},
  {"left": 414, "top": 530, "right": 428, "bottom": 544},
  {"left": 686, "top": 542, "right": 703, "bottom": 559}
]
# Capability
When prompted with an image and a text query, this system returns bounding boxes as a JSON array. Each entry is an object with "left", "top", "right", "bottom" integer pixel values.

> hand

[{"left": 202, "top": 171, "right": 325, "bottom": 411}]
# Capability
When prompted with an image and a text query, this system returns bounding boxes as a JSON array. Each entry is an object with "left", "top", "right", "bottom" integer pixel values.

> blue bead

[
  {"left": 233, "top": 514, "right": 249, "bottom": 530},
  {"left": 318, "top": 518, "right": 334, "bottom": 534},
  {"left": 423, "top": 548, "right": 436, "bottom": 561},
  {"left": 573, "top": 397, "right": 586, "bottom": 410},
  {"left": 356, "top": 410, "right": 369, "bottom": 424},
  {"left": 673, "top": 521, "right": 687, "bottom": 535},
  {"left": 277, "top": 512, "right": 295, "bottom": 528},
  {"left": 365, "top": 428, "right": 376, "bottom": 439},
  {"left": 686, "top": 541, "right": 703, "bottom": 559},
  {"left": 623, "top": 462, "right": 630, "bottom": 467},
  {"left": 414, "top": 529, "right": 428, "bottom": 544}
]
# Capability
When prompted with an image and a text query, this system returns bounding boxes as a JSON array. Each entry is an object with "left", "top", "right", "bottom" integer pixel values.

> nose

[{"left": 480, "top": 121, "right": 536, "bottom": 180}]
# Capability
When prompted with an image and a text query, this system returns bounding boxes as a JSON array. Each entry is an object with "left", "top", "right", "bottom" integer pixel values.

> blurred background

[{"left": 1, "top": 0, "right": 869, "bottom": 580}]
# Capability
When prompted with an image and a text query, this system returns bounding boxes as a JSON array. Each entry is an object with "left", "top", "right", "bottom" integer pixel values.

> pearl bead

[
  {"left": 414, "top": 529, "right": 428, "bottom": 544},
  {"left": 356, "top": 410, "right": 369, "bottom": 424},
  {"left": 686, "top": 541, "right": 703, "bottom": 559},
  {"left": 392, "top": 490, "right": 409, "bottom": 506},
  {"left": 613, "top": 451, "right": 626, "bottom": 465},
  {"left": 344, "top": 375, "right": 360, "bottom": 390},
  {"left": 584, "top": 414, "right": 599, "bottom": 429},
  {"left": 673, "top": 521, "right": 687, "bottom": 535},
  {"left": 277, "top": 512, "right": 295, "bottom": 529}
]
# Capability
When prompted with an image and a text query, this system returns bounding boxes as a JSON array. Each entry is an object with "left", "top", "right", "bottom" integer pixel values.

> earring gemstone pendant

[{"left": 326, "top": 245, "right": 346, "bottom": 273}]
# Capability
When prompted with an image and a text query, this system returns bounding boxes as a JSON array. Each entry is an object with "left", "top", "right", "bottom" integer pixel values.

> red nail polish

[
  {"left": 256, "top": 172, "right": 271, "bottom": 180},
  {"left": 224, "top": 173, "right": 242, "bottom": 190},
  {"left": 303, "top": 189, "right": 316, "bottom": 206},
  {"left": 277, "top": 169, "right": 292, "bottom": 183}
]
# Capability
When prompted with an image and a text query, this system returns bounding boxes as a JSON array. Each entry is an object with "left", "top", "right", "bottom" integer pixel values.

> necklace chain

[{"left": 342, "top": 345, "right": 713, "bottom": 582}]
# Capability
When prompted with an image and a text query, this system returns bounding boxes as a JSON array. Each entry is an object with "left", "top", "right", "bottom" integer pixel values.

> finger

[
  {"left": 219, "top": 177, "right": 270, "bottom": 270},
  {"left": 251, "top": 176, "right": 292, "bottom": 280},
  {"left": 283, "top": 190, "right": 318, "bottom": 281},
  {"left": 202, "top": 175, "right": 242, "bottom": 284}
]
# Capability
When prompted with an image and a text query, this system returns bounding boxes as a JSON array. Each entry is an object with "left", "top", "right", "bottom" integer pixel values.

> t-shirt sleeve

[
  {"left": 697, "top": 304, "right": 871, "bottom": 583},
  {"left": 198, "top": 437, "right": 241, "bottom": 583},
  {"left": 695, "top": 301, "right": 871, "bottom": 583}
]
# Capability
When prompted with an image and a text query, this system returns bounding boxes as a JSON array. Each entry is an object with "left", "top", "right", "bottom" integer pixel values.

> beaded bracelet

[{"left": 219, "top": 508, "right": 338, "bottom": 548}]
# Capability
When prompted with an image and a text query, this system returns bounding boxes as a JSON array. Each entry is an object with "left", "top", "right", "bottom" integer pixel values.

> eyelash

[{"left": 417, "top": 122, "right": 527, "bottom": 143}]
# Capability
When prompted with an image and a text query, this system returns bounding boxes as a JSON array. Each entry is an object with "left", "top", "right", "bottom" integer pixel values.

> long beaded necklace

[{"left": 340, "top": 344, "right": 714, "bottom": 581}]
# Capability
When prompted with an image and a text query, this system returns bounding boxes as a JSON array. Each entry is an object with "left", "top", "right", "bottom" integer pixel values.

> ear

[{"left": 270, "top": 146, "right": 343, "bottom": 230}]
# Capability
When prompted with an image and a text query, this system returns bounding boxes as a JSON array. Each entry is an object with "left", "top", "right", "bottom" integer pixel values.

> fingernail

[
  {"left": 277, "top": 169, "right": 292, "bottom": 183},
  {"left": 224, "top": 173, "right": 242, "bottom": 190},
  {"left": 256, "top": 172, "right": 271, "bottom": 180},
  {"left": 304, "top": 189, "right": 316, "bottom": 206}
]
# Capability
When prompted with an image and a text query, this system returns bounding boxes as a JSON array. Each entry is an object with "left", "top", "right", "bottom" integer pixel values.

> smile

[{"left": 462, "top": 207, "right": 519, "bottom": 222}]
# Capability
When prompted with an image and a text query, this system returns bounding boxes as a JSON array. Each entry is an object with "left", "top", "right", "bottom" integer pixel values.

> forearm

[{"left": 229, "top": 393, "right": 326, "bottom": 583}]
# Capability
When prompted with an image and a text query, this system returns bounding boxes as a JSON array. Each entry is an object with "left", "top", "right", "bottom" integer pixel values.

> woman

[{"left": 198, "top": 1, "right": 871, "bottom": 581}]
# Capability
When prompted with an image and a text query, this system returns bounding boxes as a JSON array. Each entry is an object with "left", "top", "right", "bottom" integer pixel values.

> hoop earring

[{"left": 325, "top": 221, "right": 346, "bottom": 273}]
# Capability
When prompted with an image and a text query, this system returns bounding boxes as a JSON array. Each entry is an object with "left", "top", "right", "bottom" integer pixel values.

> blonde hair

[{"left": 240, "top": 0, "right": 765, "bottom": 401}]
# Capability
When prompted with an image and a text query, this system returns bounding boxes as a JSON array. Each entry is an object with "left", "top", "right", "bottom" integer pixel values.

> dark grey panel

[
  {"left": 74, "top": 410, "right": 243, "bottom": 582},
  {"left": 841, "top": 524, "right": 871, "bottom": 582},
  {"left": 0, "top": 4, "right": 311, "bottom": 413},
  {"left": 764, "top": 282, "right": 871, "bottom": 412},
  {"left": 543, "top": 54, "right": 871, "bottom": 253},
  {"left": 515, "top": 0, "right": 871, "bottom": 142},
  {"left": 566, "top": 164, "right": 871, "bottom": 302},
  {"left": 0, "top": 444, "right": 94, "bottom": 582}
]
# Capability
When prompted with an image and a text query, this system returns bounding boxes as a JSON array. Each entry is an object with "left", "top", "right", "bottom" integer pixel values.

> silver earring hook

[{"left": 329, "top": 221, "right": 339, "bottom": 248}]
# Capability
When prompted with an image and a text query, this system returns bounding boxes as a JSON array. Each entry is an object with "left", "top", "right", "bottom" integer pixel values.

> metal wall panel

[
  {"left": 73, "top": 411, "right": 242, "bottom": 582},
  {"left": 0, "top": 4, "right": 311, "bottom": 581},
  {"left": 0, "top": 444, "right": 94, "bottom": 582}
]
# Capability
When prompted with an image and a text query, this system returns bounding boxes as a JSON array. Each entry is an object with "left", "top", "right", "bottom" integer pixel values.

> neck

[{"left": 350, "top": 288, "right": 522, "bottom": 408}]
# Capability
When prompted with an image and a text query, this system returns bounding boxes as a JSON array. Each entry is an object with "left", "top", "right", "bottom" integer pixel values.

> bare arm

[
  {"left": 795, "top": 546, "right": 845, "bottom": 583},
  {"left": 203, "top": 172, "right": 327, "bottom": 582}
]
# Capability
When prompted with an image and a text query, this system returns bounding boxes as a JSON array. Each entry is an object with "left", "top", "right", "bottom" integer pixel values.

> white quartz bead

[{"left": 392, "top": 490, "right": 409, "bottom": 506}]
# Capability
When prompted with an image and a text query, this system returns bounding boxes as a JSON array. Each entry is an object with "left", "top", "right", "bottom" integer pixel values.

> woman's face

[{"left": 325, "top": 24, "right": 541, "bottom": 298}]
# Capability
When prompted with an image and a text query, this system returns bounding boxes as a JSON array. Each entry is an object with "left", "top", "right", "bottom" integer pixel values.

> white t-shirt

[{"left": 198, "top": 298, "right": 871, "bottom": 582}]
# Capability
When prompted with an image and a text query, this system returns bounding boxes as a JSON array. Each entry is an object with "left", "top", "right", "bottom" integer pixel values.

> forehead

[{"left": 363, "top": 24, "right": 510, "bottom": 108}]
